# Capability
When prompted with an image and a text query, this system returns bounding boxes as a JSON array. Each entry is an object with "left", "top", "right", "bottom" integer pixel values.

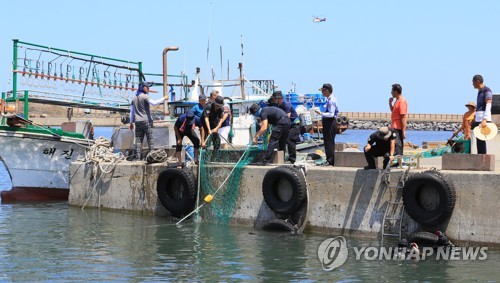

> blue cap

[
  {"left": 140, "top": 81, "right": 154, "bottom": 87},
  {"left": 186, "top": 110, "right": 195, "bottom": 119}
]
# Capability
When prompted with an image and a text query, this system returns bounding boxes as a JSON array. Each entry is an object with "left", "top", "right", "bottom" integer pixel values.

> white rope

[
  {"left": 80, "top": 136, "right": 125, "bottom": 209},
  {"left": 176, "top": 144, "right": 255, "bottom": 225}
]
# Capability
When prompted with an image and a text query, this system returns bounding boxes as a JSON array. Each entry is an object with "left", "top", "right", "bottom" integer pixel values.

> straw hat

[
  {"left": 465, "top": 101, "right": 476, "bottom": 108},
  {"left": 473, "top": 122, "right": 498, "bottom": 141}
]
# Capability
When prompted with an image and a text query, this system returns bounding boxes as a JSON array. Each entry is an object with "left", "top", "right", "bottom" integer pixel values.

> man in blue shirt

[
  {"left": 472, "top": 74, "right": 493, "bottom": 154},
  {"left": 174, "top": 110, "right": 204, "bottom": 164},
  {"left": 191, "top": 94, "right": 207, "bottom": 119},
  {"left": 272, "top": 90, "right": 300, "bottom": 163},
  {"left": 315, "top": 83, "right": 339, "bottom": 166}
]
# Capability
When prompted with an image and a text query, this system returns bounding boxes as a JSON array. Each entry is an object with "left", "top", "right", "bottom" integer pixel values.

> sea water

[
  {"left": 0, "top": 203, "right": 498, "bottom": 281},
  {"left": 3, "top": 129, "right": 497, "bottom": 281}
]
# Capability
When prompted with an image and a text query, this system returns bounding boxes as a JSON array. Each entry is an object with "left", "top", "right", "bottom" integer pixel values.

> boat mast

[{"left": 239, "top": 35, "right": 246, "bottom": 100}]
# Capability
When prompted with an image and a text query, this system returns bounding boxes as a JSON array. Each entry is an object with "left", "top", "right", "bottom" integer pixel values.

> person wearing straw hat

[
  {"left": 472, "top": 74, "right": 493, "bottom": 154},
  {"left": 363, "top": 126, "right": 397, "bottom": 170},
  {"left": 453, "top": 101, "right": 476, "bottom": 140},
  {"left": 218, "top": 103, "right": 231, "bottom": 149}
]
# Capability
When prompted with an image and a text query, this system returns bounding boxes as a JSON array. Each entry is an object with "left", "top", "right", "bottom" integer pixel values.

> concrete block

[
  {"left": 442, "top": 153, "right": 495, "bottom": 171},
  {"left": 334, "top": 151, "right": 383, "bottom": 168},
  {"left": 271, "top": 150, "right": 285, "bottom": 164}
]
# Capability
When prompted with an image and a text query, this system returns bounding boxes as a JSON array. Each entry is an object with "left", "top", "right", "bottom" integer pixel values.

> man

[
  {"left": 218, "top": 104, "right": 231, "bottom": 149},
  {"left": 207, "top": 90, "right": 219, "bottom": 106},
  {"left": 272, "top": 90, "right": 299, "bottom": 163},
  {"left": 129, "top": 81, "right": 167, "bottom": 160},
  {"left": 191, "top": 94, "right": 207, "bottom": 119},
  {"left": 250, "top": 103, "right": 290, "bottom": 164},
  {"left": 202, "top": 95, "right": 225, "bottom": 149},
  {"left": 315, "top": 83, "right": 338, "bottom": 166},
  {"left": 472, "top": 74, "right": 493, "bottom": 154},
  {"left": 389, "top": 83, "right": 408, "bottom": 158},
  {"left": 174, "top": 110, "right": 204, "bottom": 164},
  {"left": 364, "top": 127, "right": 397, "bottom": 170}
]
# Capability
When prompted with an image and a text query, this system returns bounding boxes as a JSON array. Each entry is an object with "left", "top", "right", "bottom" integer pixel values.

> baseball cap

[
  {"left": 249, "top": 103, "right": 260, "bottom": 115},
  {"left": 140, "top": 81, "right": 154, "bottom": 87},
  {"left": 271, "top": 90, "right": 283, "bottom": 99},
  {"left": 378, "top": 127, "right": 393, "bottom": 140},
  {"left": 320, "top": 83, "right": 333, "bottom": 93},
  {"left": 214, "top": 95, "right": 224, "bottom": 107},
  {"left": 199, "top": 94, "right": 207, "bottom": 100}
]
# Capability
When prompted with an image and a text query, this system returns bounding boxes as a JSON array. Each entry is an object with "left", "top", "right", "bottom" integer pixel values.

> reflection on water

[{"left": 0, "top": 203, "right": 498, "bottom": 281}]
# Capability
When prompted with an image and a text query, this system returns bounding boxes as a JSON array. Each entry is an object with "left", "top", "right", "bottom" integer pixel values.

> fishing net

[{"left": 198, "top": 132, "right": 267, "bottom": 224}]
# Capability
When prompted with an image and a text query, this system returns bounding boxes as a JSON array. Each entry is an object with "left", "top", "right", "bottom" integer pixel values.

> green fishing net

[{"left": 198, "top": 131, "right": 268, "bottom": 224}]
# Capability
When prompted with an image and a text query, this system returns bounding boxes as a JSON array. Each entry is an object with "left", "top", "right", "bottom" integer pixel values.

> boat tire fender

[
  {"left": 262, "top": 166, "right": 307, "bottom": 215},
  {"left": 157, "top": 168, "right": 197, "bottom": 218}
]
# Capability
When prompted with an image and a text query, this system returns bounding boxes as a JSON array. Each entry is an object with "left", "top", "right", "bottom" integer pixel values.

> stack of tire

[
  {"left": 156, "top": 168, "right": 197, "bottom": 218},
  {"left": 402, "top": 170, "right": 456, "bottom": 227}
]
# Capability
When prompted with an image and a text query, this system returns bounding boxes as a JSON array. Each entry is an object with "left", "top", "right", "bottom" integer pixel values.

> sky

[{"left": 1, "top": 0, "right": 499, "bottom": 114}]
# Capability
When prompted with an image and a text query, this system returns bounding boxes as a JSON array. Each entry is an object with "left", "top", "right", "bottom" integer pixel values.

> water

[
  {"left": 0, "top": 203, "right": 498, "bottom": 282},
  {"left": 4, "top": 128, "right": 497, "bottom": 281}
]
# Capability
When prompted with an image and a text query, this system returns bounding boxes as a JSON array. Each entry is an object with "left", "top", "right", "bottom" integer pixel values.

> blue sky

[{"left": 1, "top": 0, "right": 499, "bottom": 114}]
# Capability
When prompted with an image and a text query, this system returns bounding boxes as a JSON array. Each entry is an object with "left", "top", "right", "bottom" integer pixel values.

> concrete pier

[{"left": 69, "top": 159, "right": 500, "bottom": 247}]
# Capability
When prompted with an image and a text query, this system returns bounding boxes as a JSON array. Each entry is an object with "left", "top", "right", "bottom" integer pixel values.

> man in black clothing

[
  {"left": 202, "top": 95, "right": 224, "bottom": 149},
  {"left": 272, "top": 90, "right": 300, "bottom": 163},
  {"left": 363, "top": 127, "right": 397, "bottom": 169},
  {"left": 250, "top": 103, "right": 290, "bottom": 164},
  {"left": 174, "top": 110, "right": 204, "bottom": 163}
]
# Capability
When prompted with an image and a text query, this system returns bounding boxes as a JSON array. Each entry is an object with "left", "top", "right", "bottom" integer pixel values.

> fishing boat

[{"left": 0, "top": 39, "right": 142, "bottom": 202}]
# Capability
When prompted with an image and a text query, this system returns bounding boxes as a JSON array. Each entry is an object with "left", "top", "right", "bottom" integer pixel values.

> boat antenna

[
  {"left": 206, "top": 2, "right": 212, "bottom": 63},
  {"left": 220, "top": 45, "right": 223, "bottom": 83},
  {"left": 240, "top": 35, "right": 246, "bottom": 99}
]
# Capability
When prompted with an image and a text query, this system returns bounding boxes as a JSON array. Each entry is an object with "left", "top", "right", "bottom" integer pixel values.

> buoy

[
  {"left": 204, "top": 194, "right": 213, "bottom": 203},
  {"left": 315, "top": 149, "right": 322, "bottom": 155}
]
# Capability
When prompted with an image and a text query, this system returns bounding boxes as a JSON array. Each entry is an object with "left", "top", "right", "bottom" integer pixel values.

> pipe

[{"left": 162, "top": 46, "right": 179, "bottom": 115}]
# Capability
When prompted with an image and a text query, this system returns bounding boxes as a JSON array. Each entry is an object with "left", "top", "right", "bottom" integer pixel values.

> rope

[
  {"left": 176, "top": 143, "right": 255, "bottom": 225},
  {"left": 80, "top": 136, "right": 125, "bottom": 209},
  {"left": 145, "top": 149, "right": 170, "bottom": 164}
]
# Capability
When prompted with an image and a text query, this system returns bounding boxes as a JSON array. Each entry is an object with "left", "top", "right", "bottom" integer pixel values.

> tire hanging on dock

[
  {"left": 402, "top": 171, "right": 456, "bottom": 227},
  {"left": 410, "top": 231, "right": 439, "bottom": 246},
  {"left": 157, "top": 168, "right": 197, "bottom": 218},
  {"left": 262, "top": 166, "right": 307, "bottom": 215}
]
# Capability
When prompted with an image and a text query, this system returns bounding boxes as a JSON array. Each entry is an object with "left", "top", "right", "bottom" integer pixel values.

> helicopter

[{"left": 312, "top": 16, "right": 326, "bottom": 23}]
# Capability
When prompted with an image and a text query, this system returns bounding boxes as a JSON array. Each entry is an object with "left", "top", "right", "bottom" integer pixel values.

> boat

[{"left": 0, "top": 39, "right": 141, "bottom": 202}]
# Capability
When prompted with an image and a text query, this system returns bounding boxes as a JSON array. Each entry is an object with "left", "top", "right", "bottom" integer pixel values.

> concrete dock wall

[{"left": 69, "top": 162, "right": 500, "bottom": 246}]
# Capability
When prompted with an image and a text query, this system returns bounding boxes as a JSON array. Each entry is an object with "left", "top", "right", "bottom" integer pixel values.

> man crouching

[{"left": 364, "top": 127, "right": 397, "bottom": 170}]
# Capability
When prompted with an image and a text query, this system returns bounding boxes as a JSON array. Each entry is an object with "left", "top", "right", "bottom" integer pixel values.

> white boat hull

[{"left": 0, "top": 129, "right": 89, "bottom": 191}]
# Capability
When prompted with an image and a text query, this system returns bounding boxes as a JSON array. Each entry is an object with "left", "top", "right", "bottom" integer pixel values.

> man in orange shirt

[{"left": 389, "top": 84, "right": 408, "bottom": 157}]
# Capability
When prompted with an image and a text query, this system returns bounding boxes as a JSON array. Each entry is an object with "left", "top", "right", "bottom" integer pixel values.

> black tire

[
  {"left": 402, "top": 172, "right": 456, "bottom": 226},
  {"left": 411, "top": 231, "right": 439, "bottom": 246},
  {"left": 262, "top": 219, "right": 298, "bottom": 233},
  {"left": 335, "top": 117, "right": 343, "bottom": 125},
  {"left": 262, "top": 166, "right": 307, "bottom": 215},
  {"left": 157, "top": 168, "right": 197, "bottom": 218},
  {"left": 341, "top": 116, "right": 349, "bottom": 125}
]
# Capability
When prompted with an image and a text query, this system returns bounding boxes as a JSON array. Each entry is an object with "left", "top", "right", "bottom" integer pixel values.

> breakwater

[{"left": 350, "top": 120, "right": 459, "bottom": 131}]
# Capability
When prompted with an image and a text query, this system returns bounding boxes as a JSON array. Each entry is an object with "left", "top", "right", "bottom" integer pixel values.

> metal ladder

[{"left": 381, "top": 165, "right": 410, "bottom": 242}]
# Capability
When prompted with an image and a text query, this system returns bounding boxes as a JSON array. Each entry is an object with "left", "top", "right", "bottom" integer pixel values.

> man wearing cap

[
  {"left": 250, "top": 103, "right": 290, "bottom": 164},
  {"left": 174, "top": 110, "right": 204, "bottom": 164},
  {"left": 202, "top": 95, "right": 225, "bottom": 150},
  {"left": 472, "top": 74, "right": 493, "bottom": 154},
  {"left": 364, "top": 127, "right": 397, "bottom": 170},
  {"left": 129, "top": 81, "right": 168, "bottom": 160},
  {"left": 315, "top": 83, "right": 339, "bottom": 166},
  {"left": 453, "top": 101, "right": 476, "bottom": 140},
  {"left": 191, "top": 94, "right": 207, "bottom": 119},
  {"left": 272, "top": 90, "right": 300, "bottom": 163}
]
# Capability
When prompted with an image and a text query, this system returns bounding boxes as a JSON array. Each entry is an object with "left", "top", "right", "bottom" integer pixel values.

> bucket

[
  {"left": 185, "top": 145, "right": 195, "bottom": 162},
  {"left": 303, "top": 133, "right": 311, "bottom": 141}
]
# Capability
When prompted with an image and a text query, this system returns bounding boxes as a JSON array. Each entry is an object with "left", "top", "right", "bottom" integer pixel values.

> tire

[
  {"left": 262, "top": 219, "right": 298, "bottom": 233},
  {"left": 262, "top": 166, "right": 307, "bottom": 215},
  {"left": 157, "top": 168, "right": 197, "bottom": 218},
  {"left": 410, "top": 231, "right": 439, "bottom": 246},
  {"left": 402, "top": 172, "right": 456, "bottom": 226},
  {"left": 341, "top": 116, "right": 349, "bottom": 125},
  {"left": 335, "top": 117, "right": 343, "bottom": 125}
]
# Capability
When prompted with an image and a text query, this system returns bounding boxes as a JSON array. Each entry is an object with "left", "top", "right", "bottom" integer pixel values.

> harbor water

[{"left": 2, "top": 128, "right": 498, "bottom": 281}]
